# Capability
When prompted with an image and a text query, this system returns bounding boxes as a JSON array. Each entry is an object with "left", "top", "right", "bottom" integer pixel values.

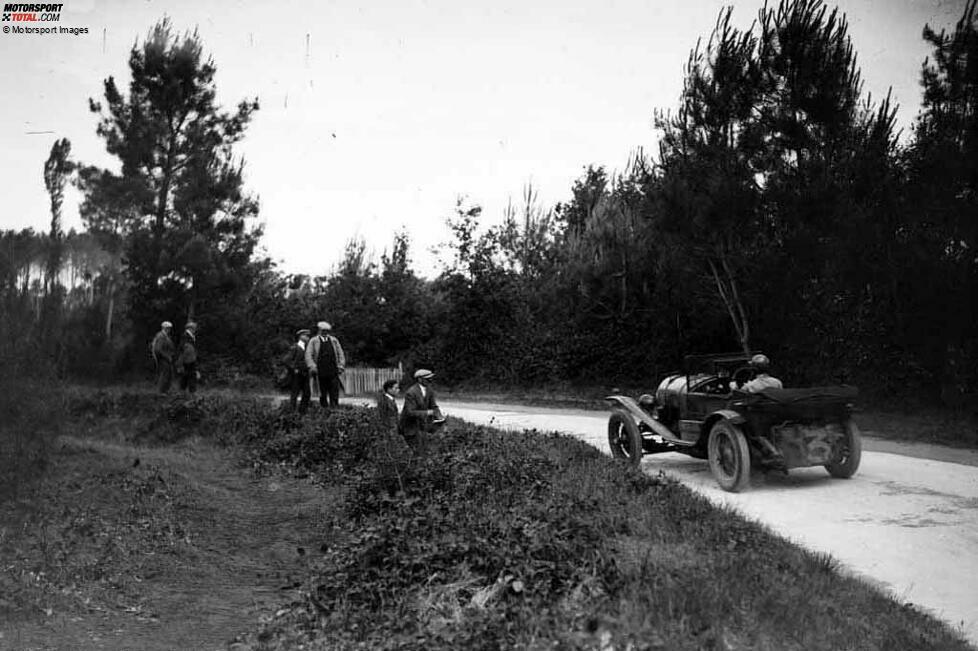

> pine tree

[{"left": 79, "top": 18, "right": 262, "bottom": 347}]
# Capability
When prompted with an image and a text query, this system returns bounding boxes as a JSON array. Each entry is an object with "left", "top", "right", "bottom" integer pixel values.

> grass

[
  {"left": 856, "top": 408, "right": 978, "bottom": 448},
  {"left": 0, "top": 391, "right": 334, "bottom": 650},
  {"left": 1, "top": 388, "right": 972, "bottom": 650},
  {"left": 0, "top": 376, "right": 63, "bottom": 503},
  {"left": 215, "top": 396, "right": 971, "bottom": 650}
]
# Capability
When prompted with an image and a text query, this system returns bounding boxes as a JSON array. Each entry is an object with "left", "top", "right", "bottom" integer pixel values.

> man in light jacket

[
  {"left": 305, "top": 321, "right": 346, "bottom": 410},
  {"left": 741, "top": 354, "right": 783, "bottom": 393},
  {"left": 150, "top": 321, "right": 175, "bottom": 394}
]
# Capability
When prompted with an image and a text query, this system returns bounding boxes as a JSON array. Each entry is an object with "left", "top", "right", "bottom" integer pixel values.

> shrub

[{"left": 0, "top": 355, "right": 63, "bottom": 501}]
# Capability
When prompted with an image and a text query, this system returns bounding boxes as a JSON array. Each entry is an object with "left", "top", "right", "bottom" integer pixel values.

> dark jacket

[
  {"left": 398, "top": 383, "right": 439, "bottom": 440},
  {"left": 375, "top": 391, "right": 399, "bottom": 433},
  {"left": 175, "top": 330, "right": 197, "bottom": 371},
  {"left": 286, "top": 342, "right": 308, "bottom": 375}
]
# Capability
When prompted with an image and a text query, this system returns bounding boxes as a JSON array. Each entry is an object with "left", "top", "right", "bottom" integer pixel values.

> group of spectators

[
  {"left": 151, "top": 317, "right": 446, "bottom": 459},
  {"left": 283, "top": 321, "right": 347, "bottom": 414},
  {"left": 282, "top": 320, "right": 443, "bottom": 450},
  {"left": 150, "top": 321, "right": 200, "bottom": 394},
  {"left": 376, "top": 369, "right": 444, "bottom": 452}
]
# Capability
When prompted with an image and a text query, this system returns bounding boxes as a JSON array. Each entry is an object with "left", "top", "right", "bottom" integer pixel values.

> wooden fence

[{"left": 310, "top": 366, "right": 402, "bottom": 397}]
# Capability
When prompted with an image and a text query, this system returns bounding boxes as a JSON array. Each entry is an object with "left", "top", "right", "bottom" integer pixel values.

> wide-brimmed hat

[
  {"left": 414, "top": 369, "right": 435, "bottom": 380},
  {"left": 316, "top": 321, "right": 332, "bottom": 331},
  {"left": 295, "top": 328, "right": 311, "bottom": 337}
]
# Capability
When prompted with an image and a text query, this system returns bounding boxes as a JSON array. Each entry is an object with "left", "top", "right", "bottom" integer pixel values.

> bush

[
  {"left": 0, "top": 350, "right": 63, "bottom": 501},
  {"left": 47, "top": 389, "right": 969, "bottom": 650},
  {"left": 235, "top": 421, "right": 674, "bottom": 649}
]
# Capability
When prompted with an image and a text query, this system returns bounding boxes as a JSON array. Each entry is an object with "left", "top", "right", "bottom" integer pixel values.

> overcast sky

[{"left": 0, "top": 0, "right": 966, "bottom": 277}]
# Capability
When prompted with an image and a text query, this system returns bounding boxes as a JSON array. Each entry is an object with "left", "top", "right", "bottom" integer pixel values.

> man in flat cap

[
  {"left": 175, "top": 321, "right": 200, "bottom": 394},
  {"left": 288, "top": 328, "right": 312, "bottom": 414},
  {"left": 741, "top": 354, "right": 783, "bottom": 393},
  {"left": 399, "top": 368, "right": 443, "bottom": 452},
  {"left": 150, "top": 320, "right": 175, "bottom": 394},
  {"left": 305, "top": 321, "right": 346, "bottom": 410}
]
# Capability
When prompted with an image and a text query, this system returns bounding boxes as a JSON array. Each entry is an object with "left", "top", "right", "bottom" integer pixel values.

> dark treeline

[{"left": 2, "top": 0, "right": 976, "bottom": 407}]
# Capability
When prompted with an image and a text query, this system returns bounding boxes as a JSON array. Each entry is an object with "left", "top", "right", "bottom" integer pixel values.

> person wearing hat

[
  {"left": 175, "top": 321, "right": 200, "bottom": 394},
  {"left": 150, "top": 320, "right": 175, "bottom": 394},
  {"left": 374, "top": 378, "right": 409, "bottom": 494},
  {"left": 287, "top": 328, "right": 312, "bottom": 414},
  {"left": 304, "top": 321, "right": 346, "bottom": 410},
  {"left": 399, "top": 368, "right": 443, "bottom": 452},
  {"left": 740, "top": 354, "right": 783, "bottom": 393},
  {"left": 375, "top": 379, "right": 400, "bottom": 434}
]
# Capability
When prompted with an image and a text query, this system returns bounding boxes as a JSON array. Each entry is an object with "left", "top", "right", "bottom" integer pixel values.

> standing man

[
  {"left": 150, "top": 321, "right": 175, "bottom": 394},
  {"left": 304, "top": 321, "right": 346, "bottom": 410},
  {"left": 399, "top": 369, "right": 443, "bottom": 452},
  {"left": 175, "top": 322, "right": 199, "bottom": 394},
  {"left": 375, "top": 379, "right": 400, "bottom": 433},
  {"left": 288, "top": 328, "right": 312, "bottom": 414},
  {"left": 374, "top": 378, "right": 407, "bottom": 493}
]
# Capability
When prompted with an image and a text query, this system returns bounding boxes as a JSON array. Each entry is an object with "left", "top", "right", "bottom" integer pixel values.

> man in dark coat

[
  {"left": 375, "top": 379, "right": 400, "bottom": 433},
  {"left": 304, "top": 321, "right": 346, "bottom": 410},
  {"left": 398, "top": 369, "right": 443, "bottom": 452},
  {"left": 150, "top": 321, "right": 175, "bottom": 394},
  {"left": 175, "top": 322, "right": 199, "bottom": 394},
  {"left": 288, "top": 328, "right": 312, "bottom": 414},
  {"left": 375, "top": 379, "right": 408, "bottom": 493}
]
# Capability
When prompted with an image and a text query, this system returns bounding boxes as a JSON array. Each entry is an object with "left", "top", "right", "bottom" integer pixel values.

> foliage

[
  {"left": 904, "top": 0, "right": 978, "bottom": 402},
  {"left": 79, "top": 18, "right": 264, "bottom": 367},
  {"left": 10, "top": 1, "right": 978, "bottom": 410},
  {"left": 7, "top": 390, "right": 969, "bottom": 647},
  {"left": 43, "top": 138, "right": 73, "bottom": 293},
  {"left": 188, "top": 397, "right": 969, "bottom": 650}
]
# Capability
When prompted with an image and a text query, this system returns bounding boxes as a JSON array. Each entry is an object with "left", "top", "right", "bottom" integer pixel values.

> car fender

[
  {"left": 701, "top": 409, "right": 746, "bottom": 439},
  {"left": 605, "top": 395, "right": 636, "bottom": 415},
  {"left": 605, "top": 395, "right": 677, "bottom": 441}
]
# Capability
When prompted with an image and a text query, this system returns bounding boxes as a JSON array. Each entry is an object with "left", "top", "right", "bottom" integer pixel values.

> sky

[{"left": 0, "top": 0, "right": 967, "bottom": 277}]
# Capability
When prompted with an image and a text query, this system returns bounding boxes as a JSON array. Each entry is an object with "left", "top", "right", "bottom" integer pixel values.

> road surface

[{"left": 432, "top": 399, "right": 978, "bottom": 646}]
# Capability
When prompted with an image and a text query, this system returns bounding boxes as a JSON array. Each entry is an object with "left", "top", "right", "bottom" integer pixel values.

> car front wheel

[
  {"left": 608, "top": 410, "right": 643, "bottom": 466},
  {"left": 708, "top": 420, "right": 751, "bottom": 492},
  {"left": 825, "top": 419, "right": 862, "bottom": 479}
]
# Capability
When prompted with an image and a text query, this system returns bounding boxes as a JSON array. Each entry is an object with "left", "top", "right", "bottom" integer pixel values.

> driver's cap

[{"left": 750, "top": 354, "right": 770, "bottom": 369}]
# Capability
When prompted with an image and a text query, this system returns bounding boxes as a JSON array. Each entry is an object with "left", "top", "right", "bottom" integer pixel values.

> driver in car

[{"left": 740, "top": 354, "right": 783, "bottom": 393}]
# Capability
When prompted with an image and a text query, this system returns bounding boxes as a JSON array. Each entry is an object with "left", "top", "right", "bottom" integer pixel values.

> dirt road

[
  {"left": 1, "top": 437, "right": 332, "bottom": 651},
  {"left": 435, "top": 399, "right": 978, "bottom": 646}
]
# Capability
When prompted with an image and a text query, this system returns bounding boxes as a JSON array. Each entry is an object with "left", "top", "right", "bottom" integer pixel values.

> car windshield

[{"left": 688, "top": 374, "right": 730, "bottom": 395}]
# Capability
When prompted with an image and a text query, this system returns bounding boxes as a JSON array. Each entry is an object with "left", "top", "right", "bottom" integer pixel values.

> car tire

[
  {"left": 608, "top": 410, "right": 643, "bottom": 466},
  {"left": 708, "top": 420, "right": 751, "bottom": 492},
  {"left": 825, "top": 419, "right": 862, "bottom": 479}
]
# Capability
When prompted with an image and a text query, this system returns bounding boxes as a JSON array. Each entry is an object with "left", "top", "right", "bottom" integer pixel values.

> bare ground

[{"left": 0, "top": 434, "right": 336, "bottom": 651}]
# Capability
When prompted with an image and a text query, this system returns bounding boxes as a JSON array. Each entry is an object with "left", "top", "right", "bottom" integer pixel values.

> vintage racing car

[{"left": 606, "top": 353, "right": 861, "bottom": 492}]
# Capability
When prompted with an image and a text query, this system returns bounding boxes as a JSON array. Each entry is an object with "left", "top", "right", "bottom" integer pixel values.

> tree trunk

[
  {"left": 105, "top": 276, "right": 115, "bottom": 340},
  {"left": 708, "top": 251, "right": 751, "bottom": 355}
]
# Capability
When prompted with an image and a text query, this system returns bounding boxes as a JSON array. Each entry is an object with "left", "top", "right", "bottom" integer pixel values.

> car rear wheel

[
  {"left": 708, "top": 420, "right": 751, "bottom": 492},
  {"left": 825, "top": 419, "right": 862, "bottom": 479},
  {"left": 608, "top": 410, "right": 643, "bottom": 466}
]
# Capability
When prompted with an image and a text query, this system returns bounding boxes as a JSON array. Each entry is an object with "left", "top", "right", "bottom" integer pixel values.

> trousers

[{"left": 317, "top": 373, "right": 341, "bottom": 409}]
